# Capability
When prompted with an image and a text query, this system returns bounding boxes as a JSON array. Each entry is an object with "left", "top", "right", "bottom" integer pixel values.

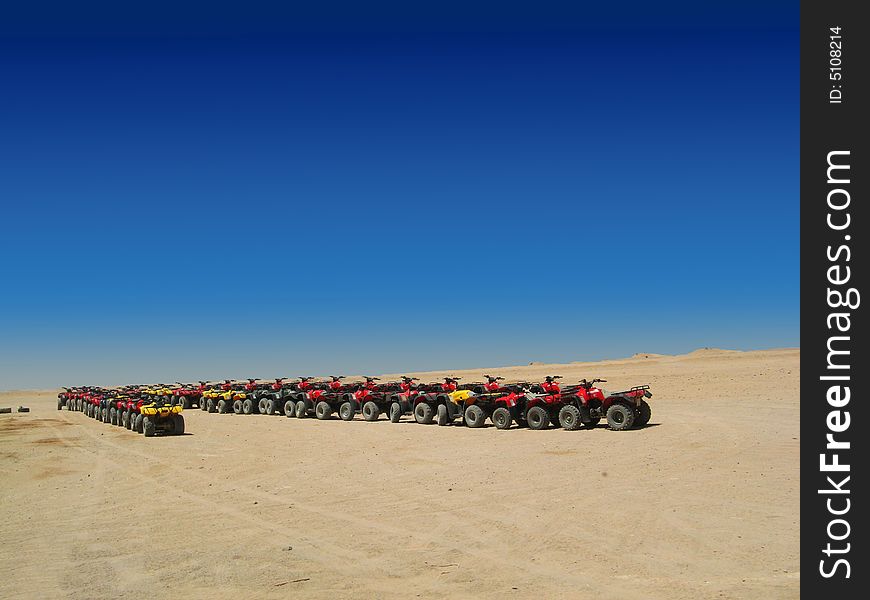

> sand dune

[{"left": 0, "top": 348, "right": 799, "bottom": 599}]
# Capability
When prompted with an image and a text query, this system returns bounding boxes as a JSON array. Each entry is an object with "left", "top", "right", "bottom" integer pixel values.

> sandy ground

[{"left": 0, "top": 348, "right": 799, "bottom": 599}]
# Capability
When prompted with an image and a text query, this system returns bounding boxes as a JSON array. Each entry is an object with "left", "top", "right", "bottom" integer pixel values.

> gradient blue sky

[{"left": 0, "top": 2, "right": 799, "bottom": 388}]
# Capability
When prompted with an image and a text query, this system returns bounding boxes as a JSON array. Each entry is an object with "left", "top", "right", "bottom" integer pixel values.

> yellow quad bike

[
  {"left": 203, "top": 381, "right": 247, "bottom": 414},
  {"left": 139, "top": 399, "right": 185, "bottom": 437},
  {"left": 140, "top": 384, "right": 175, "bottom": 403}
]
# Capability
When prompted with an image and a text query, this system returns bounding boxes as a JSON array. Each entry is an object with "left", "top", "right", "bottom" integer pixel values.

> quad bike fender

[
  {"left": 390, "top": 394, "right": 412, "bottom": 413},
  {"left": 140, "top": 404, "right": 183, "bottom": 417},
  {"left": 449, "top": 390, "right": 474, "bottom": 404},
  {"left": 603, "top": 394, "right": 641, "bottom": 409}
]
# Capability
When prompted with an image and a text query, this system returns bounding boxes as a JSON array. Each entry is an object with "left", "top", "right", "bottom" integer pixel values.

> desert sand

[{"left": 0, "top": 348, "right": 799, "bottom": 599}]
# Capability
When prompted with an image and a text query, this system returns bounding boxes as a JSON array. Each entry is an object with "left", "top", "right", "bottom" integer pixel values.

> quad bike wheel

[
  {"left": 315, "top": 401, "right": 332, "bottom": 420},
  {"left": 178, "top": 396, "right": 190, "bottom": 409},
  {"left": 170, "top": 414, "right": 185, "bottom": 435},
  {"left": 492, "top": 407, "right": 512, "bottom": 430},
  {"left": 242, "top": 399, "right": 255, "bottom": 415},
  {"left": 464, "top": 404, "right": 487, "bottom": 428},
  {"left": 233, "top": 400, "right": 243, "bottom": 414},
  {"left": 201, "top": 398, "right": 208, "bottom": 411},
  {"left": 339, "top": 401, "right": 355, "bottom": 421},
  {"left": 436, "top": 404, "right": 449, "bottom": 426},
  {"left": 135, "top": 414, "right": 144, "bottom": 433},
  {"left": 143, "top": 416, "right": 156, "bottom": 437},
  {"left": 109, "top": 407, "right": 117, "bottom": 425},
  {"left": 258, "top": 399, "right": 268, "bottom": 414},
  {"left": 265, "top": 399, "right": 277, "bottom": 415},
  {"left": 284, "top": 400, "right": 296, "bottom": 417},
  {"left": 606, "top": 403, "right": 636, "bottom": 431},
  {"left": 217, "top": 399, "right": 228, "bottom": 413},
  {"left": 635, "top": 400, "right": 652, "bottom": 427},
  {"left": 558, "top": 405, "right": 582, "bottom": 430},
  {"left": 389, "top": 402, "right": 402, "bottom": 423},
  {"left": 362, "top": 401, "right": 380, "bottom": 421},
  {"left": 414, "top": 402, "right": 434, "bottom": 424},
  {"left": 295, "top": 400, "right": 308, "bottom": 418},
  {"left": 57, "top": 399, "right": 63, "bottom": 410},
  {"left": 526, "top": 406, "right": 550, "bottom": 430}
]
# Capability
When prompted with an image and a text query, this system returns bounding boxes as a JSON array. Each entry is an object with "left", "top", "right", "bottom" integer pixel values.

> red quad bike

[
  {"left": 380, "top": 376, "right": 422, "bottom": 423},
  {"left": 514, "top": 375, "right": 568, "bottom": 430},
  {"left": 336, "top": 376, "right": 402, "bottom": 422},
  {"left": 173, "top": 381, "right": 206, "bottom": 409},
  {"left": 557, "top": 378, "right": 653, "bottom": 431},
  {"left": 88, "top": 390, "right": 108, "bottom": 421},
  {"left": 57, "top": 387, "right": 72, "bottom": 410},
  {"left": 69, "top": 387, "right": 85, "bottom": 412},
  {"left": 290, "top": 377, "right": 329, "bottom": 418},
  {"left": 391, "top": 377, "right": 464, "bottom": 426},
  {"left": 126, "top": 395, "right": 149, "bottom": 433},
  {"left": 109, "top": 393, "right": 127, "bottom": 426},
  {"left": 304, "top": 376, "right": 361, "bottom": 421},
  {"left": 78, "top": 387, "right": 96, "bottom": 416},
  {"left": 459, "top": 375, "right": 529, "bottom": 430}
]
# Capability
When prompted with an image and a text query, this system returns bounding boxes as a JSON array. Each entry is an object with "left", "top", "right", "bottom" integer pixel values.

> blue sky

[{"left": 0, "top": 2, "right": 798, "bottom": 388}]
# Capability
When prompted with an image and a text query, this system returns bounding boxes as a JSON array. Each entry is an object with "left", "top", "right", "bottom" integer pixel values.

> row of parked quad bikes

[{"left": 57, "top": 375, "right": 653, "bottom": 435}]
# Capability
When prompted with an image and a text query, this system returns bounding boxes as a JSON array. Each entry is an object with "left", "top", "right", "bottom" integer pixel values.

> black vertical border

[{"left": 801, "top": 0, "right": 868, "bottom": 596}]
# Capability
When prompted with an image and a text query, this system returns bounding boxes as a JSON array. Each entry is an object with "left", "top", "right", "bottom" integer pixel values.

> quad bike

[
  {"left": 125, "top": 395, "right": 150, "bottom": 433},
  {"left": 237, "top": 379, "right": 269, "bottom": 414},
  {"left": 138, "top": 397, "right": 185, "bottom": 437},
  {"left": 387, "top": 377, "right": 474, "bottom": 426},
  {"left": 57, "top": 387, "right": 72, "bottom": 410},
  {"left": 457, "top": 375, "right": 529, "bottom": 430},
  {"left": 140, "top": 384, "right": 174, "bottom": 404},
  {"left": 299, "top": 376, "right": 361, "bottom": 421},
  {"left": 326, "top": 376, "right": 404, "bottom": 422},
  {"left": 557, "top": 378, "right": 653, "bottom": 431},
  {"left": 255, "top": 378, "right": 313, "bottom": 416},
  {"left": 173, "top": 381, "right": 206, "bottom": 409},
  {"left": 512, "top": 376, "right": 568, "bottom": 430},
  {"left": 237, "top": 379, "right": 276, "bottom": 415},
  {"left": 287, "top": 378, "right": 322, "bottom": 418},
  {"left": 202, "top": 380, "right": 247, "bottom": 414},
  {"left": 108, "top": 394, "right": 127, "bottom": 426},
  {"left": 256, "top": 378, "right": 297, "bottom": 415}
]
